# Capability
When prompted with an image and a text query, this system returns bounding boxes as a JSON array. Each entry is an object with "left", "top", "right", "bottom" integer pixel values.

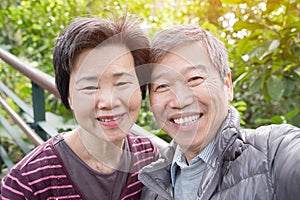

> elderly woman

[{"left": 1, "top": 16, "right": 159, "bottom": 200}]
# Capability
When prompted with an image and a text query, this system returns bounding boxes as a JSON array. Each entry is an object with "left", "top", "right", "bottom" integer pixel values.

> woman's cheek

[{"left": 119, "top": 86, "right": 141, "bottom": 110}]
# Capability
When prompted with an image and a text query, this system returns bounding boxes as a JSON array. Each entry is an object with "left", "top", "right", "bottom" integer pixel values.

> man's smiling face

[{"left": 150, "top": 42, "right": 233, "bottom": 154}]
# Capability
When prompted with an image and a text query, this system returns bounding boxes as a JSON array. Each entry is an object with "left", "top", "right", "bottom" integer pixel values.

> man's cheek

[{"left": 150, "top": 103, "right": 165, "bottom": 121}]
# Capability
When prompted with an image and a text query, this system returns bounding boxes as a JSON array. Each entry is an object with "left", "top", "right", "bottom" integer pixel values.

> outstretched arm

[{"left": 273, "top": 126, "right": 300, "bottom": 200}]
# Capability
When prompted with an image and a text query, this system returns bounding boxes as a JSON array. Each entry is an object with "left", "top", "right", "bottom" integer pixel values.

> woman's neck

[{"left": 64, "top": 127, "right": 125, "bottom": 173}]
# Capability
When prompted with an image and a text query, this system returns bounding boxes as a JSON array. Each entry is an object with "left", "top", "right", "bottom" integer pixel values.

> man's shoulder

[
  {"left": 139, "top": 141, "right": 175, "bottom": 174},
  {"left": 236, "top": 124, "right": 300, "bottom": 161},
  {"left": 241, "top": 124, "right": 299, "bottom": 143}
]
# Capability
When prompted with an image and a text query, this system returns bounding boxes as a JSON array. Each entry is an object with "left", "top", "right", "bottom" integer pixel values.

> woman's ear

[
  {"left": 68, "top": 97, "right": 73, "bottom": 110},
  {"left": 225, "top": 72, "right": 234, "bottom": 102}
]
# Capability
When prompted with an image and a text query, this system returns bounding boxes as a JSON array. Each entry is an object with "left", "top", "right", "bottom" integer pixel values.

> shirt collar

[{"left": 170, "top": 139, "right": 216, "bottom": 187}]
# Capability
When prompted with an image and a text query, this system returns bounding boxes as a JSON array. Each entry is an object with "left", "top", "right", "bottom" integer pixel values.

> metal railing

[
  {"left": 0, "top": 95, "right": 43, "bottom": 145},
  {"left": 0, "top": 47, "right": 168, "bottom": 172}
]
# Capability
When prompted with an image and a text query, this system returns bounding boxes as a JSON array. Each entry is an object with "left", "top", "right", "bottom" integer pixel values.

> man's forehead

[
  {"left": 158, "top": 42, "right": 209, "bottom": 64},
  {"left": 151, "top": 42, "right": 210, "bottom": 74},
  {"left": 151, "top": 63, "right": 208, "bottom": 82},
  {"left": 171, "top": 42, "right": 206, "bottom": 58}
]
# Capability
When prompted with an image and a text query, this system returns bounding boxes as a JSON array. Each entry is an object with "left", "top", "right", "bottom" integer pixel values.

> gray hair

[{"left": 150, "top": 24, "right": 230, "bottom": 80}]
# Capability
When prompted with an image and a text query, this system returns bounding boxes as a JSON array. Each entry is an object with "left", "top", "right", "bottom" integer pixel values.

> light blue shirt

[{"left": 170, "top": 139, "right": 216, "bottom": 199}]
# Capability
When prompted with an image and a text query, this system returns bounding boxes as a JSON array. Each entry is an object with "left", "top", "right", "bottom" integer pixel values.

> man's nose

[{"left": 169, "top": 84, "right": 194, "bottom": 109}]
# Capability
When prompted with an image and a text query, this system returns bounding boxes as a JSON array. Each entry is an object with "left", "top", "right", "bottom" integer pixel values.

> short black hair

[{"left": 53, "top": 16, "right": 150, "bottom": 109}]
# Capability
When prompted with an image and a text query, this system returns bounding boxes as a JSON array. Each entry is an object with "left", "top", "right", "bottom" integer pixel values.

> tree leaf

[
  {"left": 266, "top": 75, "right": 284, "bottom": 101},
  {"left": 285, "top": 109, "right": 299, "bottom": 120},
  {"left": 250, "top": 77, "right": 262, "bottom": 93},
  {"left": 271, "top": 115, "right": 283, "bottom": 124},
  {"left": 221, "top": 0, "right": 245, "bottom": 4},
  {"left": 254, "top": 40, "right": 280, "bottom": 60},
  {"left": 268, "top": 40, "right": 280, "bottom": 51},
  {"left": 283, "top": 77, "right": 295, "bottom": 97},
  {"left": 233, "top": 21, "right": 264, "bottom": 31}
]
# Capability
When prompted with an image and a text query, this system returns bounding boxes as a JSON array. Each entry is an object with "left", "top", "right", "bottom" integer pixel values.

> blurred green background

[{"left": 1, "top": 0, "right": 299, "bottom": 147}]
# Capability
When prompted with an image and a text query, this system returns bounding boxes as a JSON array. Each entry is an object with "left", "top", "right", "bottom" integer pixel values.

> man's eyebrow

[
  {"left": 152, "top": 64, "right": 207, "bottom": 80},
  {"left": 151, "top": 70, "right": 170, "bottom": 81},
  {"left": 185, "top": 64, "right": 207, "bottom": 72}
]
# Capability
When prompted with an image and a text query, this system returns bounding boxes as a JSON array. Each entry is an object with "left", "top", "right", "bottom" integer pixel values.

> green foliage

[
  {"left": 1, "top": 0, "right": 299, "bottom": 137},
  {"left": 222, "top": 0, "right": 300, "bottom": 127},
  {"left": 0, "top": 134, "right": 25, "bottom": 164}
]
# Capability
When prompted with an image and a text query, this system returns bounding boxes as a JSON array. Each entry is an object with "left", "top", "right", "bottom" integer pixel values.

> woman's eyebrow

[
  {"left": 113, "top": 72, "right": 134, "bottom": 78},
  {"left": 75, "top": 76, "right": 98, "bottom": 85}
]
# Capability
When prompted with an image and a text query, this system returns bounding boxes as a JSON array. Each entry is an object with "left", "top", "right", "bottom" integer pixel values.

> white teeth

[
  {"left": 173, "top": 115, "right": 200, "bottom": 126},
  {"left": 99, "top": 115, "right": 121, "bottom": 122}
]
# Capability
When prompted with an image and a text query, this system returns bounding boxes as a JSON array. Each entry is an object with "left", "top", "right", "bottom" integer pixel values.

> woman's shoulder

[
  {"left": 127, "top": 133, "right": 160, "bottom": 171},
  {"left": 127, "top": 132, "right": 160, "bottom": 161},
  {"left": 12, "top": 136, "right": 60, "bottom": 173},
  {"left": 127, "top": 132, "right": 156, "bottom": 150}
]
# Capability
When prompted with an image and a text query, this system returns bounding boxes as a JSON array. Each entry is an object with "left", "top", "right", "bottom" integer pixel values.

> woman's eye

[
  {"left": 187, "top": 76, "right": 204, "bottom": 87},
  {"left": 83, "top": 86, "right": 99, "bottom": 91}
]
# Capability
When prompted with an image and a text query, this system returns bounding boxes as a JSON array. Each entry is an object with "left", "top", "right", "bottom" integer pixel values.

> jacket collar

[
  {"left": 198, "top": 106, "right": 240, "bottom": 199},
  {"left": 207, "top": 106, "right": 241, "bottom": 167},
  {"left": 139, "top": 106, "right": 241, "bottom": 199},
  {"left": 138, "top": 141, "right": 176, "bottom": 199}
]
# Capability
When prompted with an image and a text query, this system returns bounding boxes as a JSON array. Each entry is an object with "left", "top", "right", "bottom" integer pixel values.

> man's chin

[{"left": 174, "top": 138, "right": 197, "bottom": 150}]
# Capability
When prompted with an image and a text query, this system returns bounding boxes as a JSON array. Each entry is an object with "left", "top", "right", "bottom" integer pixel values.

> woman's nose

[{"left": 95, "top": 88, "right": 119, "bottom": 110}]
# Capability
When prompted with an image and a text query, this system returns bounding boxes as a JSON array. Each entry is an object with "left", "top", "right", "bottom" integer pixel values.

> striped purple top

[{"left": 1, "top": 133, "right": 160, "bottom": 200}]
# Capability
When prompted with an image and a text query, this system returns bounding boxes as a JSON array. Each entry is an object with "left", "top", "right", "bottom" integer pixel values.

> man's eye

[
  {"left": 187, "top": 76, "right": 205, "bottom": 87},
  {"left": 154, "top": 84, "right": 169, "bottom": 92},
  {"left": 116, "top": 82, "right": 131, "bottom": 86}
]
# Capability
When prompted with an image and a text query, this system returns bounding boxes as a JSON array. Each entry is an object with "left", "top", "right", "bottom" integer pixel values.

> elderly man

[{"left": 139, "top": 24, "right": 300, "bottom": 200}]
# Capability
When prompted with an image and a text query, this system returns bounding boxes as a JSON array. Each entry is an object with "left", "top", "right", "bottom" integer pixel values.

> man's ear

[{"left": 225, "top": 72, "right": 234, "bottom": 101}]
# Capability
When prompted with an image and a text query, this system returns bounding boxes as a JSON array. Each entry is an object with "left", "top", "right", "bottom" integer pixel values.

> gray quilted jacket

[{"left": 139, "top": 106, "right": 300, "bottom": 200}]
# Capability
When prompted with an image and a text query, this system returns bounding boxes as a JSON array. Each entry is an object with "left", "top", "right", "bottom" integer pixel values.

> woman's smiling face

[
  {"left": 68, "top": 45, "right": 141, "bottom": 142},
  {"left": 150, "top": 42, "right": 233, "bottom": 153}
]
